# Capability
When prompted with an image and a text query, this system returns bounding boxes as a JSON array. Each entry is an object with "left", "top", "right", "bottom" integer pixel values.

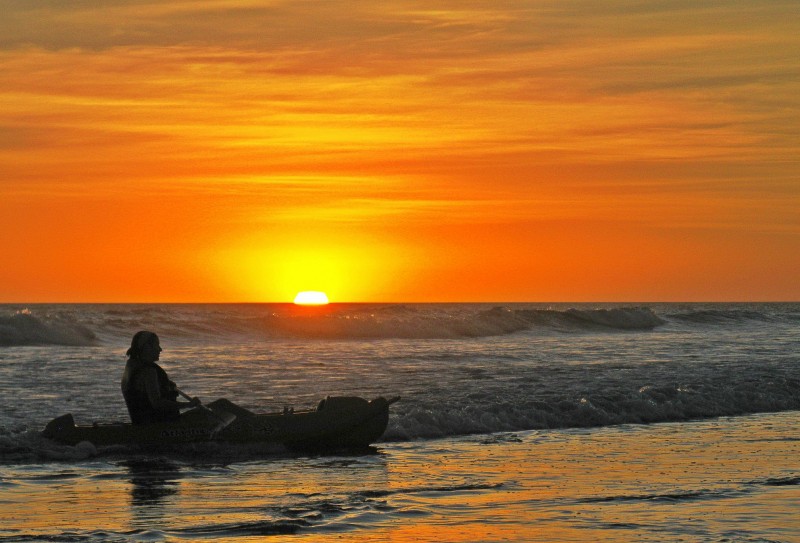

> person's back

[{"left": 121, "top": 358, "right": 180, "bottom": 424}]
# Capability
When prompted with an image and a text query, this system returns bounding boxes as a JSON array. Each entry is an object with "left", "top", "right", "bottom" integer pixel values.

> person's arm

[{"left": 141, "top": 368, "right": 199, "bottom": 412}]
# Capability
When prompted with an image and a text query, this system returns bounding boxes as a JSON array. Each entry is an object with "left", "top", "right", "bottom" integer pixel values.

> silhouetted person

[{"left": 121, "top": 331, "right": 199, "bottom": 424}]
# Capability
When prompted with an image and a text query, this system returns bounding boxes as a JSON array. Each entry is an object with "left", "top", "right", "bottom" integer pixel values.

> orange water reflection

[{"left": 2, "top": 413, "right": 798, "bottom": 541}]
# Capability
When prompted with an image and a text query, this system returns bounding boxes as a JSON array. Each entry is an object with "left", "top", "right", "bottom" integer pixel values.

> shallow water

[
  {"left": 2, "top": 413, "right": 798, "bottom": 542},
  {"left": 1, "top": 303, "right": 799, "bottom": 541}
]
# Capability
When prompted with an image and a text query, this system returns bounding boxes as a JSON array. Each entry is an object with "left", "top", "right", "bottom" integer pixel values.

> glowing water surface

[{"left": 2, "top": 413, "right": 798, "bottom": 542}]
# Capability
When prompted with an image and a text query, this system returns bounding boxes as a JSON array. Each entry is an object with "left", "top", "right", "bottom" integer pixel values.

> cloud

[{"left": 2, "top": 2, "right": 799, "bottom": 255}]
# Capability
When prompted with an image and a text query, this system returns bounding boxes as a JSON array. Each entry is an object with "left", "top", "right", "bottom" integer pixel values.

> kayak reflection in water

[{"left": 121, "top": 331, "right": 201, "bottom": 425}]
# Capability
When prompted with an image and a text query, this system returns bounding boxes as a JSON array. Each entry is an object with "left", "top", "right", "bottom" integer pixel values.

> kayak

[{"left": 42, "top": 396, "right": 399, "bottom": 451}]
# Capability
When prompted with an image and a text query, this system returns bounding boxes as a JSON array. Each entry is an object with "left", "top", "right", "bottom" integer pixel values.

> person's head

[{"left": 127, "top": 331, "right": 162, "bottom": 362}]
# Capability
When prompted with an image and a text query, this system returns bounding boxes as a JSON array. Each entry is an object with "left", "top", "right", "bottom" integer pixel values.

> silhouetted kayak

[{"left": 42, "top": 396, "right": 399, "bottom": 451}]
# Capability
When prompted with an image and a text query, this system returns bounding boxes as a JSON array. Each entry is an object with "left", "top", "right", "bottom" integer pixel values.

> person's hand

[{"left": 189, "top": 397, "right": 201, "bottom": 407}]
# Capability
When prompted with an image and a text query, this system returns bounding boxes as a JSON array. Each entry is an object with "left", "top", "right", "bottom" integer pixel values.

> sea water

[{"left": 1, "top": 303, "right": 798, "bottom": 542}]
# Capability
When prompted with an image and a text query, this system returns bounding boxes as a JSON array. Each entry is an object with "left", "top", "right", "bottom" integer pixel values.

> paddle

[{"left": 176, "top": 388, "right": 237, "bottom": 434}]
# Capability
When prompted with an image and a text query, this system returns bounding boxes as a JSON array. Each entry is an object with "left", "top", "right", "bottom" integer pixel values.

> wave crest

[
  {"left": 514, "top": 307, "right": 666, "bottom": 331},
  {"left": 0, "top": 309, "right": 97, "bottom": 346},
  {"left": 257, "top": 306, "right": 666, "bottom": 339},
  {"left": 669, "top": 308, "right": 779, "bottom": 324},
  {"left": 3, "top": 304, "right": 794, "bottom": 345},
  {"left": 385, "top": 374, "right": 800, "bottom": 440}
]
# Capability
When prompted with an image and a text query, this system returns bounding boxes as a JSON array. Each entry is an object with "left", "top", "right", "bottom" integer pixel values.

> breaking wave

[
  {"left": 1, "top": 303, "right": 796, "bottom": 345},
  {"left": 0, "top": 309, "right": 97, "bottom": 346},
  {"left": 384, "top": 366, "right": 800, "bottom": 441},
  {"left": 508, "top": 306, "right": 666, "bottom": 331},
  {"left": 0, "top": 304, "right": 669, "bottom": 345}
]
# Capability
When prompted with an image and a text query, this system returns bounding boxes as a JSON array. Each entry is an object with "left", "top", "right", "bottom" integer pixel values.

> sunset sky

[{"left": 2, "top": 1, "right": 798, "bottom": 302}]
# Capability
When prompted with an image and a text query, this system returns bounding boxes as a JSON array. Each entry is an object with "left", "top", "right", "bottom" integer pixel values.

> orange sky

[{"left": 1, "top": 1, "right": 798, "bottom": 302}]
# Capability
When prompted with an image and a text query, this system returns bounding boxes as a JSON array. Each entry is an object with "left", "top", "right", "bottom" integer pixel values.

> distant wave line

[{"left": 1, "top": 304, "right": 797, "bottom": 346}]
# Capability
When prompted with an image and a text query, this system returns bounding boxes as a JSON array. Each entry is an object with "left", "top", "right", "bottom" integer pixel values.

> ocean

[{"left": 1, "top": 303, "right": 798, "bottom": 542}]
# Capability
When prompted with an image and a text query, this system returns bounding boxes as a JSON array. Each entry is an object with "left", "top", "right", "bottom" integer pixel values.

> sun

[{"left": 293, "top": 291, "right": 330, "bottom": 305}]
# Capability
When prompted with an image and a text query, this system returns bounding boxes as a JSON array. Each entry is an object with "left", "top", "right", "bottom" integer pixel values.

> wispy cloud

[{"left": 1, "top": 1, "right": 798, "bottom": 300}]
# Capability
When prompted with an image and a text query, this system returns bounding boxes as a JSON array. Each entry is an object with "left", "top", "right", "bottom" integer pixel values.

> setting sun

[{"left": 293, "top": 291, "right": 330, "bottom": 306}]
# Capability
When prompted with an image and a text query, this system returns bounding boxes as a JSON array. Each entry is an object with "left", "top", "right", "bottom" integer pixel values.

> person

[{"left": 121, "top": 331, "right": 200, "bottom": 425}]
